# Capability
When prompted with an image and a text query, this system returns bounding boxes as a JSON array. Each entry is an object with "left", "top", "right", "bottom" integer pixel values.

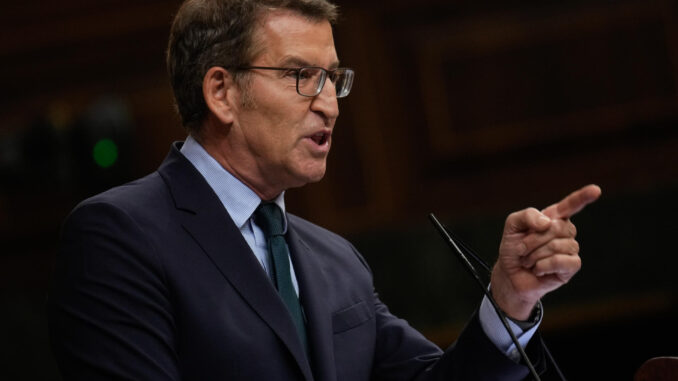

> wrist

[
  {"left": 490, "top": 266, "right": 540, "bottom": 320},
  {"left": 490, "top": 284, "right": 538, "bottom": 321},
  {"left": 506, "top": 301, "right": 542, "bottom": 330}
]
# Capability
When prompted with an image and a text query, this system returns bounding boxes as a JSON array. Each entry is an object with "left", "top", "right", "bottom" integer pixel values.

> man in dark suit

[{"left": 48, "top": 0, "right": 601, "bottom": 379}]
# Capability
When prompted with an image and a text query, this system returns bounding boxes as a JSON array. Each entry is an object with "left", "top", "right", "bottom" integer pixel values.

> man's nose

[{"left": 311, "top": 78, "right": 339, "bottom": 123}]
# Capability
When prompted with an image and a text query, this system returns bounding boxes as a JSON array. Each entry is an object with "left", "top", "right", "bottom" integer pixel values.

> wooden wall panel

[
  {"left": 317, "top": 0, "right": 678, "bottom": 229},
  {"left": 414, "top": 1, "right": 678, "bottom": 160}
]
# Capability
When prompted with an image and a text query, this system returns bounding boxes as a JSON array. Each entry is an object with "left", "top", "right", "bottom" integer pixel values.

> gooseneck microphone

[{"left": 429, "top": 213, "right": 568, "bottom": 381}]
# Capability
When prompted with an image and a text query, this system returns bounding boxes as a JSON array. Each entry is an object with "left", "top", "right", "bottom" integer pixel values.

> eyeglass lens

[{"left": 298, "top": 68, "right": 354, "bottom": 98}]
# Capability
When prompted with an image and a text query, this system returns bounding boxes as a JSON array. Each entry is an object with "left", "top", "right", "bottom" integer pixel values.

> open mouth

[{"left": 310, "top": 132, "right": 330, "bottom": 145}]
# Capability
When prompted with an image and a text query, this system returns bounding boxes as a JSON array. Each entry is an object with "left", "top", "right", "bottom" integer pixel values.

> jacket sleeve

[
  {"left": 48, "top": 201, "right": 180, "bottom": 380},
  {"left": 350, "top": 241, "right": 546, "bottom": 381},
  {"left": 369, "top": 292, "right": 545, "bottom": 381}
]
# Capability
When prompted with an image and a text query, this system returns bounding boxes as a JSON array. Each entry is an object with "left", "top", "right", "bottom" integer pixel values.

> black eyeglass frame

[{"left": 237, "top": 66, "right": 354, "bottom": 98}]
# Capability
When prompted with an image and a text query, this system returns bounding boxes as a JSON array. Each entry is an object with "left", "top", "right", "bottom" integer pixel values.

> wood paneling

[{"left": 321, "top": 0, "right": 678, "bottom": 230}]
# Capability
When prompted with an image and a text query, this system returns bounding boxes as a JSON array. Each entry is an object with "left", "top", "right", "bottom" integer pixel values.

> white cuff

[{"left": 478, "top": 295, "right": 542, "bottom": 362}]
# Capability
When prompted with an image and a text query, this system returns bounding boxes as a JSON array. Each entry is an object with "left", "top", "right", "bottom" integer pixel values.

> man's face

[{"left": 227, "top": 10, "right": 340, "bottom": 198}]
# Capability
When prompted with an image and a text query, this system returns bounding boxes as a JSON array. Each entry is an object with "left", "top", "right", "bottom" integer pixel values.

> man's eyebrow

[
  {"left": 279, "top": 55, "right": 341, "bottom": 69},
  {"left": 278, "top": 56, "right": 311, "bottom": 67}
]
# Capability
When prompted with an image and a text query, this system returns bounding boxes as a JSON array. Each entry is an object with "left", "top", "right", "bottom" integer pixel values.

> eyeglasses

[{"left": 237, "top": 66, "right": 354, "bottom": 98}]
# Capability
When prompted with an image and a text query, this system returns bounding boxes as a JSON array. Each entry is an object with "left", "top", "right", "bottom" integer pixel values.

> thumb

[{"left": 504, "top": 207, "right": 551, "bottom": 235}]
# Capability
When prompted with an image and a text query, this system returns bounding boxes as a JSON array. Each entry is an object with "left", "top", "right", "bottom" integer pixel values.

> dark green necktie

[{"left": 254, "top": 202, "right": 308, "bottom": 353}]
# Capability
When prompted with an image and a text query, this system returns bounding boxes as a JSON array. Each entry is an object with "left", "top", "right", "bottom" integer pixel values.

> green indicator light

[{"left": 93, "top": 138, "right": 118, "bottom": 168}]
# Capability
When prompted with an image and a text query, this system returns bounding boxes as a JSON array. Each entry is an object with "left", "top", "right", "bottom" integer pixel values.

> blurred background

[{"left": 1, "top": 0, "right": 677, "bottom": 379}]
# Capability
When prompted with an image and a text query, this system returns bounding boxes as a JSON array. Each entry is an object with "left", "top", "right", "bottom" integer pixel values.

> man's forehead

[{"left": 250, "top": 9, "right": 338, "bottom": 65}]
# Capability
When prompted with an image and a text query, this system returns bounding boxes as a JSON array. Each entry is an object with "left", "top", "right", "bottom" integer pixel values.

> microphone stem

[{"left": 429, "top": 213, "right": 541, "bottom": 381}]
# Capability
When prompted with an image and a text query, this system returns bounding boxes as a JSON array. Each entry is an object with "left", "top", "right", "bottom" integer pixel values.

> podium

[{"left": 634, "top": 357, "right": 678, "bottom": 381}]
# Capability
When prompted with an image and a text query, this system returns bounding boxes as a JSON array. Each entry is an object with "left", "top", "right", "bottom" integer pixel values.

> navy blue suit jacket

[{"left": 48, "top": 143, "right": 544, "bottom": 380}]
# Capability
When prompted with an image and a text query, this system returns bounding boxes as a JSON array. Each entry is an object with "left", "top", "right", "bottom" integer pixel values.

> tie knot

[{"left": 254, "top": 202, "right": 284, "bottom": 238}]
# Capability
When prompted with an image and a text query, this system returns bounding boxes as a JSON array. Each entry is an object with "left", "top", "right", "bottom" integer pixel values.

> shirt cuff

[{"left": 478, "top": 295, "right": 542, "bottom": 362}]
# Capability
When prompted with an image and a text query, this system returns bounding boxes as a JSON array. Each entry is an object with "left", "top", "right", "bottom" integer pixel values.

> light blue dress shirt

[
  {"left": 180, "top": 136, "right": 299, "bottom": 294},
  {"left": 180, "top": 135, "right": 539, "bottom": 362}
]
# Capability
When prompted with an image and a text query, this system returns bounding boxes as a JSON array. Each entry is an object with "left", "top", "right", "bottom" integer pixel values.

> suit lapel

[
  {"left": 157, "top": 143, "right": 313, "bottom": 381},
  {"left": 287, "top": 219, "right": 337, "bottom": 381}
]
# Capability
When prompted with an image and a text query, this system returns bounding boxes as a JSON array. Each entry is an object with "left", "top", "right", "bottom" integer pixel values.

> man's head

[
  {"left": 167, "top": 0, "right": 338, "bottom": 133},
  {"left": 168, "top": 0, "right": 350, "bottom": 200}
]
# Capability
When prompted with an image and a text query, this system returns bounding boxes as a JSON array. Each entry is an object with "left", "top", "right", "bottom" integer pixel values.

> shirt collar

[{"left": 180, "top": 135, "right": 287, "bottom": 231}]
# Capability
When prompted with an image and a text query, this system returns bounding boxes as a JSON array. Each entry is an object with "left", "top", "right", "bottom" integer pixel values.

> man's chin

[{"left": 288, "top": 167, "right": 326, "bottom": 189}]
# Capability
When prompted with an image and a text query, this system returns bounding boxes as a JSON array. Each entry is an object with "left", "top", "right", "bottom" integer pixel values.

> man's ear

[{"left": 203, "top": 66, "right": 238, "bottom": 125}]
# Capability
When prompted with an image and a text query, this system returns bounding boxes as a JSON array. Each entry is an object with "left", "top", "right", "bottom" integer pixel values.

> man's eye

[
  {"left": 298, "top": 70, "right": 314, "bottom": 80},
  {"left": 283, "top": 70, "right": 298, "bottom": 78}
]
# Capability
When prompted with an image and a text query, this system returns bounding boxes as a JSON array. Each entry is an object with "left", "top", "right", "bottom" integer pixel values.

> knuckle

[
  {"left": 573, "top": 255, "right": 582, "bottom": 268},
  {"left": 568, "top": 222, "right": 577, "bottom": 237},
  {"left": 572, "top": 240, "right": 580, "bottom": 253},
  {"left": 563, "top": 256, "right": 582, "bottom": 274},
  {"left": 521, "top": 236, "right": 535, "bottom": 251},
  {"left": 527, "top": 207, "right": 540, "bottom": 215},
  {"left": 547, "top": 240, "right": 558, "bottom": 251},
  {"left": 550, "top": 219, "right": 565, "bottom": 231}
]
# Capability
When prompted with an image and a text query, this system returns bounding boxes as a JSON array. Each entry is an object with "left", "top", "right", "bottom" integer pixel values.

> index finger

[{"left": 542, "top": 184, "right": 602, "bottom": 219}]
